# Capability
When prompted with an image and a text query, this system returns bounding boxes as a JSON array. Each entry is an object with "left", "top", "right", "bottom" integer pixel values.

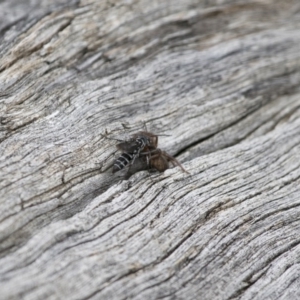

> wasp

[
  {"left": 112, "top": 130, "right": 188, "bottom": 175},
  {"left": 112, "top": 131, "right": 158, "bottom": 173}
]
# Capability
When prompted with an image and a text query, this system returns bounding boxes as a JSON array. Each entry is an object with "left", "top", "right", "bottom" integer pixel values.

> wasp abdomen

[{"left": 112, "top": 152, "right": 134, "bottom": 173}]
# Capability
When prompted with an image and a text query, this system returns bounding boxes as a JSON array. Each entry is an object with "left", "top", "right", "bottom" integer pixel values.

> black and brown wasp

[
  {"left": 112, "top": 130, "right": 188, "bottom": 175},
  {"left": 112, "top": 131, "right": 158, "bottom": 173}
]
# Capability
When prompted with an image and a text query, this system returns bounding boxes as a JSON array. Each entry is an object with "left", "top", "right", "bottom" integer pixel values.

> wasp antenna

[
  {"left": 100, "top": 133, "right": 125, "bottom": 143},
  {"left": 140, "top": 120, "right": 148, "bottom": 132}
]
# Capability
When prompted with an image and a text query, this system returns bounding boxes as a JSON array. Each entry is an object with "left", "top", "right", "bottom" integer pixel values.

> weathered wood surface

[{"left": 1, "top": 0, "right": 300, "bottom": 299}]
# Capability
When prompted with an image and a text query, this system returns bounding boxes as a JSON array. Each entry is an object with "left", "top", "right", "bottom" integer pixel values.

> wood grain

[{"left": 0, "top": 0, "right": 300, "bottom": 299}]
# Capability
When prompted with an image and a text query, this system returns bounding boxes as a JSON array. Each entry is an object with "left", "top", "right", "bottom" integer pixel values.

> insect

[
  {"left": 111, "top": 129, "right": 188, "bottom": 176},
  {"left": 112, "top": 131, "right": 158, "bottom": 173}
]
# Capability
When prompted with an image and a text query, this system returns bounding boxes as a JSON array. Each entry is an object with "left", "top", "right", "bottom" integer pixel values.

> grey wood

[{"left": 0, "top": 0, "right": 300, "bottom": 299}]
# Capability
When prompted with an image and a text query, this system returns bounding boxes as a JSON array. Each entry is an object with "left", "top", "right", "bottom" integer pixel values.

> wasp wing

[{"left": 116, "top": 141, "right": 140, "bottom": 153}]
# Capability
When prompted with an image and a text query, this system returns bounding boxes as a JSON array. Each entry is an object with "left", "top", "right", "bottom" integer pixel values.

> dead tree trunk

[{"left": 1, "top": 0, "right": 300, "bottom": 299}]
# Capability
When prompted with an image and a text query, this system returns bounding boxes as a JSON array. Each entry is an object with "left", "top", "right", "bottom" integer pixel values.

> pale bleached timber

[{"left": 0, "top": 0, "right": 300, "bottom": 299}]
